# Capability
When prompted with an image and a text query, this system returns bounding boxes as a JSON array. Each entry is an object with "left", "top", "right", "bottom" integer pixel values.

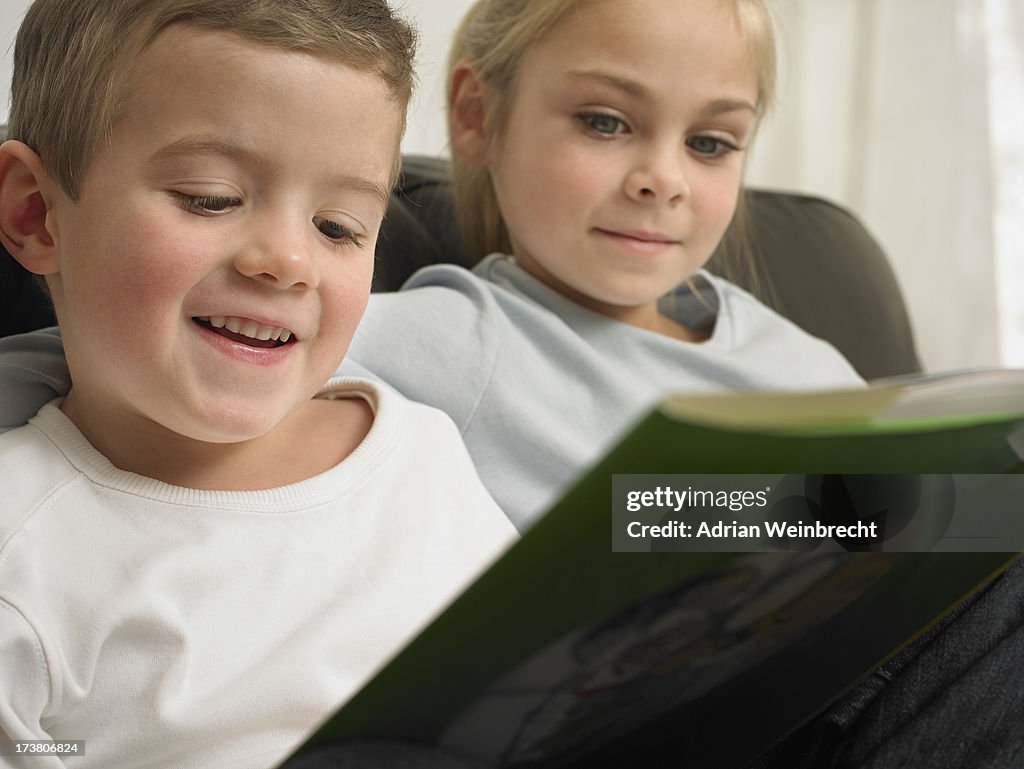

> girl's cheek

[{"left": 548, "top": 144, "right": 610, "bottom": 190}]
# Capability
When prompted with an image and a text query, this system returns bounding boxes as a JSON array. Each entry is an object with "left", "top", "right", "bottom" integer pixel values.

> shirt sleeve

[
  {"left": 0, "top": 600, "right": 61, "bottom": 768},
  {"left": 345, "top": 268, "right": 502, "bottom": 432},
  {"left": 0, "top": 327, "right": 70, "bottom": 434}
]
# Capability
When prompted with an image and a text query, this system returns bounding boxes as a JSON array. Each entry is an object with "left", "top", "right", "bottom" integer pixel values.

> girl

[
  {"left": 0, "top": 0, "right": 863, "bottom": 530},
  {"left": 343, "top": 0, "right": 862, "bottom": 528}
]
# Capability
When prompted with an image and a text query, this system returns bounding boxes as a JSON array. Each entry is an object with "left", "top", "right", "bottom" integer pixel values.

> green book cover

[{"left": 281, "top": 370, "right": 1024, "bottom": 768}]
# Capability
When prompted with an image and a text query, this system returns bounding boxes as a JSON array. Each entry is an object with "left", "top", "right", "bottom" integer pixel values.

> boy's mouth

[{"left": 193, "top": 316, "right": 295, "bottom": 349}]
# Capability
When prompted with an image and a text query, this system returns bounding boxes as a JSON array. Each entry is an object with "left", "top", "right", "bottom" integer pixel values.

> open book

[{"left": 281, "top": 369, "right": 1024, "bottom": 769}]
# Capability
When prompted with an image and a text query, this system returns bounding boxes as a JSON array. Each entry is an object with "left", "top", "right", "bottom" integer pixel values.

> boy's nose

[
  {"left": 233, "top": 217, "right": 319, "bottom": 290},
  {"left": 624, "top": 143, "right": 689, "bottom": 205}
]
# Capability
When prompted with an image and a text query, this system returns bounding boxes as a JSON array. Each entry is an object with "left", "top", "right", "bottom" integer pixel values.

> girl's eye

[
  {"left": 176, "top": 194, "right": 240, "bottom": 215},
  {"left": 577, "top": 112, "right": 629, "bottom": 136},
  {"left": 314, "top": 216, "right": 363, "bottom": 247},
  {"left": 687, "top": 135, "right": 741, "bottom": 158}
]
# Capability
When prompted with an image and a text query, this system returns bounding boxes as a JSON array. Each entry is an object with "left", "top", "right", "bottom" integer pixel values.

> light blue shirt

[{"left": 341, "top": 255, "right": 863, "bottom": 529}]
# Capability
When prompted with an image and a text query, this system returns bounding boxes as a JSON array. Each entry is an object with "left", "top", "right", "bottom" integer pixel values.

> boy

[{"left": 0, "top": 1, "right": 515, "bottom": 767}]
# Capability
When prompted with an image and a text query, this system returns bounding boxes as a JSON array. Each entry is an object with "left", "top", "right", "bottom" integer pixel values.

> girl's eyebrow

[
  {"left": 699, "top": 99, "right": 757, "bottom": 117},
  {"left": 564, "top": 70, "right": 649, "bottom": 99},
  {"left": 563, "top": 70, "right": 756, "bottom": 116}
]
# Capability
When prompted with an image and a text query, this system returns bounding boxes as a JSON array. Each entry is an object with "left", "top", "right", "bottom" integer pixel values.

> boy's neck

[{"left": 59, "top": 393, "right": 374, "bottom": 490}]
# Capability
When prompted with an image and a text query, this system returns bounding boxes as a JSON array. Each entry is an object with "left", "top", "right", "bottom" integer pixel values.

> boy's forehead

[
  {"left": 110, "top": 24, "right": 403, "bottom": 178},
  {"left": 121, "top": 23, "right": 401, "bottom": 120},
  {"left": 128, "top": 23, "right": 381, "bottom": 96}
]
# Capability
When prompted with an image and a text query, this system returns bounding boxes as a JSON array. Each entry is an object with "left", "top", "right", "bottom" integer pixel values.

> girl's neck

[
  {"left": 650, "top": 312, "right": 712, "bottom": 343},
  {"left": 599, "top": 302, "right": 710, "bottom": 343},
  {"left": 511, "top": 254, "right": 711, "bottom": 343}
]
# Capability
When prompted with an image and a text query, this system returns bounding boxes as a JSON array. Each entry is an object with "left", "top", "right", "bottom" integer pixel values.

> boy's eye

[
  {"left": 577, "top": 112, "right": 628, "bottom": 136},
  {"left": 314, "top": 216, "right": 363, "bottom": 247},
  {"left": 176, "top": 194, "right": 240, "bottom": 215},
  {"left": 687, "top": 135, "right": 741, "bottom": 158}
]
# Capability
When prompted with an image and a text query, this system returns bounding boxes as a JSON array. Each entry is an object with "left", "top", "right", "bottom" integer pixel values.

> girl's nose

[{"left": 624, "top": 144, "right": 689, "bottom": 205}]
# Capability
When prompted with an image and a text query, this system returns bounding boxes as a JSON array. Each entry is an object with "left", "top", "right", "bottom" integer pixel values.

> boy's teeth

[{"left": 198, "top": 316, "right": 292, "bottom": 343}]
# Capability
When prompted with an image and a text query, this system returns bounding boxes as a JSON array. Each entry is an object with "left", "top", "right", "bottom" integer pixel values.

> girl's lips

[
  {"left": 595, "top": 228, "right": 681, "bottom": 254},
  {"left": 597, "top": 228, "right": 679, "bottom": 244}
]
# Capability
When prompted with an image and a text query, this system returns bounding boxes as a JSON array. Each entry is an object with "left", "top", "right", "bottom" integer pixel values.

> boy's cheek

[{"left": 319, "top": 269, "right": 373, "bottom": 355}]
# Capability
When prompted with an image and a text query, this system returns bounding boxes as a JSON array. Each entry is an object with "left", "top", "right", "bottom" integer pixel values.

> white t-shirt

[{"left": 0, "top": 378, "right": 516, "bottom": 769}]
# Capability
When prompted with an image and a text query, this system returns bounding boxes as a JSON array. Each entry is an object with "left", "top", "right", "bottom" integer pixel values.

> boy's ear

[
  {"left": 0, "top": 140, "right": 60, "bottom": 275},
  {"left": 449, "top": 60, "right": 492, "bottom": 167}
]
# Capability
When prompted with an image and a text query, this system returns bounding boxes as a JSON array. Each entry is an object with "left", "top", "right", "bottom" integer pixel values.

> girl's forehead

[{"left": 521, "top": 0, "right": 760, "bottom": 103}]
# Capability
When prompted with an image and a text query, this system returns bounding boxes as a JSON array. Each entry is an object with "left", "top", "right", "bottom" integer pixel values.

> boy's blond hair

[
  {"left": 447, "top": 0, "right": 776, "bottom": 291},
  {"left": 7, "top": 0, "right": 417, "bottom": 200}
]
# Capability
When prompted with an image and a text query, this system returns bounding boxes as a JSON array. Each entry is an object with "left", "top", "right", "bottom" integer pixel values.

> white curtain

[
  {"left": 986, "top": 0, "right": 1024, "bottom": 367},
  {"left": 747, "top": 0, "right": 1024, "bottom": 372},
  {"left": 400, "top": 0, "right": 477, "bottom": 159}
]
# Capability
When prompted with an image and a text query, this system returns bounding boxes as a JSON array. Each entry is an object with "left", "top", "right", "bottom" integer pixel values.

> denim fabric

[
  {"left": 280, "top": 741, "right": 493, "bottom": 769},
  {"left": 754, "top": 556, "right": 1024, "bottom": 768}
]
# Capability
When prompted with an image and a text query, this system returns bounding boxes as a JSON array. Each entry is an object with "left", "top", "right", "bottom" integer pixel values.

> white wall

[
  {"left": 398, "top": 0, "right": 476, "bottom": 157},
  {"left": 0, "top": 1, "right": 28, "bottom": 121}
]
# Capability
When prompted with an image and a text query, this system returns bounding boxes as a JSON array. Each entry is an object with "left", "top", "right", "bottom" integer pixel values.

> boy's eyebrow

[
  {"left": 563, "top": 70, "right": 756, "bottom": 115},
  {"left": 148, "top": 137, "right": 390, "bottom": 207}
]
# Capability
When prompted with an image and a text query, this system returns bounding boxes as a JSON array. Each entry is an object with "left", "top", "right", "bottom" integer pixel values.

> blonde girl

[{"left": 346, "top": 0, "right": 861, "bottom": 527}]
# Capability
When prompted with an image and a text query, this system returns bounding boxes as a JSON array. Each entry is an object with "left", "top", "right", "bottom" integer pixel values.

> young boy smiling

[{"left": 0, "top": 1, "right": 514, "bottom": 767}]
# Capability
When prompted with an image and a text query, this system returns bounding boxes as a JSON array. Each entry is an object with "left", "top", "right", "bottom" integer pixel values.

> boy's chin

[{"left": 173, "top": 404, "right": 300, "bottom": 446}]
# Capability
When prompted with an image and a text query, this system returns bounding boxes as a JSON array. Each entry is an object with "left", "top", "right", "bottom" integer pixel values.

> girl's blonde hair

[{"left": 447, "top": 0, "right": 777, "bottom": 288}]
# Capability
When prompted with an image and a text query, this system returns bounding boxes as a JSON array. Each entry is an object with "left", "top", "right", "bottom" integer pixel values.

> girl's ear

[
  {"left": 449, "top": 60, "right": 492, "bottom": 167},
  {"left": 0, "top": 140, "right": 60, "bottom": 275}
]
